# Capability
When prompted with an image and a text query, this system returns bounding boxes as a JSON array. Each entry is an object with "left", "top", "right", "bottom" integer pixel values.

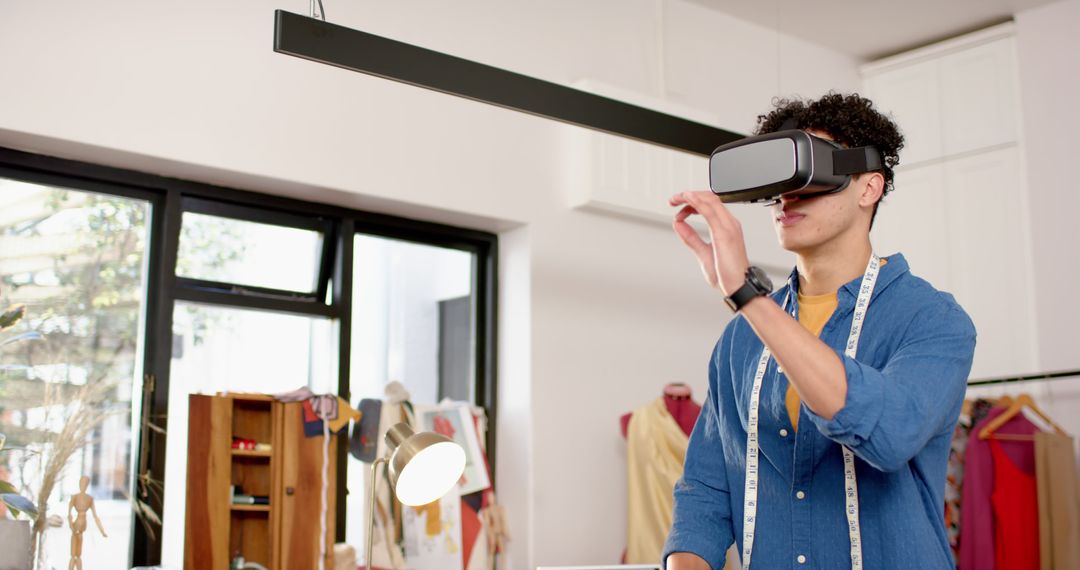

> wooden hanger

[{"left": 978, "top": 393, "right": 1068, "bottom": 440}]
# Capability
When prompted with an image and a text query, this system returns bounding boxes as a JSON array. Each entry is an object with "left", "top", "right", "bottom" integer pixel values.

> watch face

[{"left": 747, "top": 266, "right": 773, "bottom": 294}]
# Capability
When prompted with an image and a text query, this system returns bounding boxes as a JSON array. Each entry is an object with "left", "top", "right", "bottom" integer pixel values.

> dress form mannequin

[
  {"left": 621, "top": 383, "right": 703, "bottom": 564},
  {"left": 620, "top": 383, "right": 701, "bottom": 438},
  {"left": 68, "top": 476, "right": 107, "bottom": 570}
]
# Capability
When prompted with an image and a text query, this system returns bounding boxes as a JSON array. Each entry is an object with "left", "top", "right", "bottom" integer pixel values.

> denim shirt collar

[{"left": 780, "top": 253, "right": 909, "bottom": 312}]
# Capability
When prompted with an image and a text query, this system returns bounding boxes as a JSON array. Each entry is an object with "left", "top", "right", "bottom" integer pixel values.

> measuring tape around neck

[{"left": 741, "top": 254, "right": 880, "bottom": 569}]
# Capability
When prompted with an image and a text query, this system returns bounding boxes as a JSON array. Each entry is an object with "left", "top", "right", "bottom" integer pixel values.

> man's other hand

[{"left": 666, "top": 551, "right": 712, "bottom": 570}]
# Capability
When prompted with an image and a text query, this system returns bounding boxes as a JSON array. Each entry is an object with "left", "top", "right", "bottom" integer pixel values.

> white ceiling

[{"left": 689, "top": 0, "right": 1060, "bottom": 60}]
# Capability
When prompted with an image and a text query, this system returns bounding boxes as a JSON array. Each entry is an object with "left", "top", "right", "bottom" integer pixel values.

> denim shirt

[{"left": 663, "top": 254, "right": 977, "bottom": 569}]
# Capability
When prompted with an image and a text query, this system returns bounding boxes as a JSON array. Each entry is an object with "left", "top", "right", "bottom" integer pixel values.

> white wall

[
  {"left": 0, "top": 0, "right": 859, "bottom": 567},
  {"left": 1014, "top": 0, "right": 1080, "bottom": 373}
]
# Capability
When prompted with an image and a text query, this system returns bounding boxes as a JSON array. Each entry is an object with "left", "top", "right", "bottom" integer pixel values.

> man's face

[{"left": 770, "top": 130, "right": 876, "bottom": 253}]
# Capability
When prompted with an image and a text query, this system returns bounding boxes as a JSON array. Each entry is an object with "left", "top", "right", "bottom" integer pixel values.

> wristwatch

[{"left": 724, "top": 266, "right": 773, "bottom": 312}]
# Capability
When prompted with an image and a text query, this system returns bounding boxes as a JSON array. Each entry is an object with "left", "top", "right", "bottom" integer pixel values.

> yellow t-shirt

[
  {"left": 785, "top": 292, "right": 838, "bottom": 431},
  {"left": 785, "top": 259, "right": 886, "bottom": 431}
]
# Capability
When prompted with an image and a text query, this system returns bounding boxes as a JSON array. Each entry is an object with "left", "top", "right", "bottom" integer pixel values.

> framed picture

[
  {"left": 403, "top": 485, "right": 463, "bottom": 570},
  {"left": 414, "top": 402, "right": 491, "bottom": 495}
]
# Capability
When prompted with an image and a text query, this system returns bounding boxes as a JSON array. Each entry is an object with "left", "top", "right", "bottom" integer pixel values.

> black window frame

[{"left": 0, "top": 146, "right": 498, "bottom": 568}]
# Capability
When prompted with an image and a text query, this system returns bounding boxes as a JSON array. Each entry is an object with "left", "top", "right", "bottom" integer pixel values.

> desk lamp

[{"left": 365, "top": 423, "right": 466, "bottom": 570}]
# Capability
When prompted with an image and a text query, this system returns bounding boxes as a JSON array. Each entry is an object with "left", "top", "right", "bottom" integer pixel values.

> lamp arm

[{"left": 366, "top": 457, "right": 388, "bottom": 570}]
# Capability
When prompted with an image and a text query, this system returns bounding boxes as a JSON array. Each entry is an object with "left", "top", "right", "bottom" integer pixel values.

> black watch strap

[
  {"left": 725, "top": 281, "right": 762, "bottom": 312},
  {"left": 724, "top": 266, "right": 773, "bottom": 312}
]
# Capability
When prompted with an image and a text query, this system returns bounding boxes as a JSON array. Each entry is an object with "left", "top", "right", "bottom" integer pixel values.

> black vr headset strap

[
  {"left": 779, "top": 116, "right": 800, "bottom": 130},
  {"left": 833, "top": 147, "right": 883, "bottom": 175}
]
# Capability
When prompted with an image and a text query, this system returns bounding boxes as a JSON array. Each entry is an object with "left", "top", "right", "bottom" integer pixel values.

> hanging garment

[
  {"left": 945, "top": 398, "right": 997, "bottom": 559},
  {"left": 350, "top": 398, "right": 383, "bottom": 462},
  {"left": 1035, "top": 432, "right": 1080, "bottom": 570},
  {"left": 990, "top": 439, "right": 1040, "bottom": 569},
  {"left": 959, "top": 407, "right": 1039, "bottom": 570},
  {"left": 945, "top": 405, "right": 973, "bottom": 560},
  {"left": 626, "top": 397, "right": 690, "bottom": 564}
]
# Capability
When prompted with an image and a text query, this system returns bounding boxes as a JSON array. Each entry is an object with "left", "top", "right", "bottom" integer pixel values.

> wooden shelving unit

[{"left": 184, "top": 394, "right": 336, "bottom": 570}]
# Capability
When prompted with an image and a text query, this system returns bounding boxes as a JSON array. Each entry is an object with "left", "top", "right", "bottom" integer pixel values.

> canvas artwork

[
  {"left": 414, "top": 402, "right": 491, "bottom": 495},
  {"left": 403, "top": 485, "right": 463, "bottom": 570}
]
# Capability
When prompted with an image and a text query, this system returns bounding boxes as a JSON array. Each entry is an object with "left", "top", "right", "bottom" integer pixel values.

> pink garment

[{"left": 958, "top": 407, "right": 1040, "bottom": 570}]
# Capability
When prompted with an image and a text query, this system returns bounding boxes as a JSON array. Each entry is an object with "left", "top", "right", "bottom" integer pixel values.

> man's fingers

[
  {"left": 668, "top": 192, "right": 692, "bottom": 207},
  {"left": 674, "top": 203, "right": 698, "bottom": 223},
  {"left": 679, "top": 191, "right": 741, "bottom": 239},
  {"left": 669, "top": 190, "right": 714, "bottom": 208},
  {"left": 673, "top": 208, "right": 713, "bottom": 257}
]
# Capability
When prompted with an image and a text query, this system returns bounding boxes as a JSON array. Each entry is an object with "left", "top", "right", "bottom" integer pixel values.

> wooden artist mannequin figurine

[{"left": 68, "top": 475, "right": 107, "bottom": 570}]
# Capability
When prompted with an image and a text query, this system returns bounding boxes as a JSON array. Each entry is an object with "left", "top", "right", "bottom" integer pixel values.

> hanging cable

[{"left": 310, "top": 0, "right": 326, "bottom": 21}]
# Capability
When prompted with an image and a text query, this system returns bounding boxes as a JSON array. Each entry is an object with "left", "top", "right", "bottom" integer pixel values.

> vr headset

[{"left": 709, "top": 129, "right": 883, "bottom": 204}]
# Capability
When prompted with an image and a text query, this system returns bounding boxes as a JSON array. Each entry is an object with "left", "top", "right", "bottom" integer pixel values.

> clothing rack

[{"left": 967, "top": 368, "right": 1080, "bottom": 387}]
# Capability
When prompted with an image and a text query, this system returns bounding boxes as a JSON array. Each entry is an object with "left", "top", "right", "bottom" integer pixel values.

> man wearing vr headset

[{"left": 663, "top": 93, "right": 976, "bottom": 569}]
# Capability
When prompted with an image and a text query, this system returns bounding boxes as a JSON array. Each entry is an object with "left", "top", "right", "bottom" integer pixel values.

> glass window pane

[
  {"left": 160, "top": 303, "right": 338, "bottom": 568},
  {"left": 345, "top": 234, "right": 475, "bottom": 553},
  {"left": 0, "top": 178, "right": 150, "bottom": 569},
  {"left": 177, "top": 212, "right": 323, "bottom": 293}
]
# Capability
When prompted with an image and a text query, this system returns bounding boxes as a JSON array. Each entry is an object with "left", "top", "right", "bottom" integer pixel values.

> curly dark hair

[{"left": 755, "top": 93, "right": 904, "bottom": 226}]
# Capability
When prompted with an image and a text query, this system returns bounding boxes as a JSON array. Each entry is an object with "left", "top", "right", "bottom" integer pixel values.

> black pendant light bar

[{"left": 273, "top": 10, "right": 741, "bottom": 156}]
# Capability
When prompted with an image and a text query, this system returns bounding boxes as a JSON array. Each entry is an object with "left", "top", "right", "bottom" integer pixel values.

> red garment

[
  {"left": 990, "top": 439, "right": 1040, "bottom": 570},
  {"left": 960, "top": 408, "right": 1039, "bottom": 570}
]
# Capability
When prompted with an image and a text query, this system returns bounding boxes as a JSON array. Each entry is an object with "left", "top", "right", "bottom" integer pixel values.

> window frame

[
  {"left": 176, "top": 196, "right": 339, "bottom": 311},
  {"left": 0, "top": 146, "right": 498, "bottom": 568}
]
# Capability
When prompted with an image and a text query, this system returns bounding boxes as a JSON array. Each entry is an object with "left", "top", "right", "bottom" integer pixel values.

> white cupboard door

[
  {"left": 862, "top": 59, "right": 942, "bottom": 167},
  {"left": 939, "top": 37, "right": 1019, "bottom": 157},
  {"left": 873, "top": 163, "right": 951, "bottom": 293},
  {"left": 943, "top": 147, "right": 1035, "bottom": 378}
]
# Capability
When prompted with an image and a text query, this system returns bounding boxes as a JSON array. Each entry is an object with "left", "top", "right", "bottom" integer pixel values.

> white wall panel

[
  {"left": 863, "top": 59, "right": 943, "bottom": 166},
  {"left": 939, "top": 37, "right": 1020, "bottom": 156},
  {"left": 873, "top": 163, "right": 951, "bottom": 292},
  {"left": 944, "top": 147, "right": 1036, "bottom": 378},
  {"left": 1015, "top": 0, "right": 1080, "bottom": 373}
]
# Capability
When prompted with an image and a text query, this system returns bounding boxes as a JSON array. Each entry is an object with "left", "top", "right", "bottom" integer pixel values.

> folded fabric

[
  {"left": 303, "top": 395, "right": 361, "bottom": 437},
  {"left": 274, "top": 386, "right": 315, "bottom": 402},
  {"left": 310, "top": 394, "right": 339, "bottom": 422},
  {"left": 327, "top": 396, "right": 361, "bottom": 433},
  {"left": 302, "top": 400, "right": 325, "bottom": 437}
]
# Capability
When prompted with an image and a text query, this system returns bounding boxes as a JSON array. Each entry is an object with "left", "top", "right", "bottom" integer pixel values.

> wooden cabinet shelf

[
  {"left": 185, "top": 394, "right": 336, "bottom": 570},
  {"left": 232, "top": 449, "right": 272, "bottom": 458},
  {"left": 231, "top": 504, "right": 271, "bottom": 512}
]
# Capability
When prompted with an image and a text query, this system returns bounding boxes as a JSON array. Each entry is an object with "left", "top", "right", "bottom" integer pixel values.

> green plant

[
  {"left": 0, "top": 303, "right": 41, "bottom": 521},
  {"left": 1, "top": 434, "right": 38, "bottom": 521}
]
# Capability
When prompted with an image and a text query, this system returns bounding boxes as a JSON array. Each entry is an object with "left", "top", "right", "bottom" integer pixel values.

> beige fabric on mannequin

[{"left": 626, "top": 398, "right": 690, "bottom": 563}]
